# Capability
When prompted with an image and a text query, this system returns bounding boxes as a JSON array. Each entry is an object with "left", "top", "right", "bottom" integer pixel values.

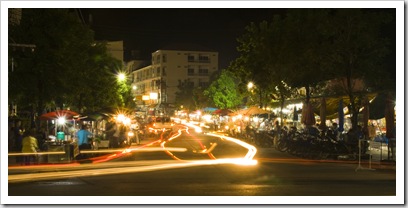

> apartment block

[{"left": 131, "top": 49, "right": 218, "bottom": 115}]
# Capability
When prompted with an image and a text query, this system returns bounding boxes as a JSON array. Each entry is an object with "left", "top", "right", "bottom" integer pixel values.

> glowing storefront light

[
  {"left": 142, "top": 95, "right": 150, "bottom": 101},
  {"left": 149, "top": 92, "right": 158, "bottom": 100}
]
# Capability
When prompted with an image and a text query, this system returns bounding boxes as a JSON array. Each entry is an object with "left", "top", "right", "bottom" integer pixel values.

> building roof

[{"left": 158, "top": 42, "right": 217, "bottom": 52}]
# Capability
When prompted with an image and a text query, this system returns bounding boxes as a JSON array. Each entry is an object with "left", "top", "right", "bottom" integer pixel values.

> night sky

[{"left": 79, "top": 8, "right": 287, "bottom": 69}]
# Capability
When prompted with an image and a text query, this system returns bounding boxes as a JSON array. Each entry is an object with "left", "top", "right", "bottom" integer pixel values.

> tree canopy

[
  {"left": 9, "top": 9, "right": 126, "bottom": 119},
  {"left": 228, "top": 8, "right": 395, "bottom": 128},
  {"left": 204, "top": 70, "right": 242, "bottom": 109}
]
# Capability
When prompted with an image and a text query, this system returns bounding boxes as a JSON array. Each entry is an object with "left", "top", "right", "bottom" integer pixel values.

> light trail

[
  {"left": 205, "top": 132, "right": 257, "bottom": 162},
  {"left": 9, "top": 121, "right": 258, "bottom": 183},
  {"left": 162, "top": 122, "right": 257, "bottom": 163},
  {"left": 161, "top": 129, "right": 184, "bottom": 160},
  {"left": 184, "top": 127, "right": 217, "bottom": 159},
  {"left": 8, "top": 159, "right": 252, "bottom": 183}
]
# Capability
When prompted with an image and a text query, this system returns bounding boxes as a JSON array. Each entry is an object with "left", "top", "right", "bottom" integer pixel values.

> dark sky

[{"left": 79, "top": 8, "right": 287, "bottom": 68}]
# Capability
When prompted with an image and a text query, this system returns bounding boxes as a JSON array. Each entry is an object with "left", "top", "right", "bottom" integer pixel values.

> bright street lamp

[
  {"left": 117, "top": 73, "right": 126, "bottom": 82},
  {"left": 247, "top": 82, "right": 254, "bottom": 90}
]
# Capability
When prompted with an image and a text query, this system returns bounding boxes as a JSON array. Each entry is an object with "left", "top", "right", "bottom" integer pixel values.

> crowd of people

[{"left": 8, "top": 118, "right": 97, "bottom": 164}]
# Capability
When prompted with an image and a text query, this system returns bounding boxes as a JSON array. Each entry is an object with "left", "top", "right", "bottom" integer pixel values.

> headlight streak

[
  {"left": 161, "top": 129, "right": 184, "bottom": 161},
  {"left": 8, "top": 159, "right": 253, "bottom": 184},
  {"left": 183, "top": 122, "right": 203, "bottom": 133},
  {"left": 9, "top": 123, "right": 258, "bottom": 183},
  {"left": 184, "top": 128, "right": 216, "bottom": 160},
  {"left": 204, "top": 132, "right": 257, "bottom": 162},
  {"left": 162, "top": 123, "right": 257, "bottom": 163},
  {"left": 161, "top": 126, "right": 217, "bottom": 160},
  {"left": 90, "top": 139, "right": 163, "bottom": 163}
]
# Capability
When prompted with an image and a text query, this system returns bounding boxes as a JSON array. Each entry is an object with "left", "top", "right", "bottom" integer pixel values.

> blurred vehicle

[
  {"left": 127, "top": 121, "right": 144, "bottom": 145},
  {"left": 147, "top": 116, "right": 174, "bottom": 139}
]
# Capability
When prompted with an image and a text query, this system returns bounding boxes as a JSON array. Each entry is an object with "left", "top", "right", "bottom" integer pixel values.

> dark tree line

[
  {"left": 9, "top": 9, "right": 131, "bottom": 123},
  {"left": 226, "top": 8, "right": 395, "bottom": 129}
]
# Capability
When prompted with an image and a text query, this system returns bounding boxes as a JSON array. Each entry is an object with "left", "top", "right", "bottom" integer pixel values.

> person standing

[
  {"left": 76, "top": 124, "right": 93, "bottom": 150},
  {"left": 135, "top": 122, "right": 140, "bottom": 145},
  {"left": 111, "top": 122, "right": 121, "bottom": 148},
  {"left": 8, "top": 120, "right": 15, "bottom": 152},
  {"left": 368, "top": 123, "right": 376, "bottom": 140},
  {"left": 13, "top": 119, "right": 24, "bottom": 152},
  {"left": 21, "top": 128, "right": 39, "bottom": 165},
  {"left": 105, "top": 120, "right": 118, "bottom": 148}
]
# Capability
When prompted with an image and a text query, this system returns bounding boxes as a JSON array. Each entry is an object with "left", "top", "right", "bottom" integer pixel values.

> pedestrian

[
  {"left": 327, "top": 122, "right": 339, "bottom": 140},
  {"left": 12, "top": 119, "right": 24, "bottom": 152},
  {"left": 76, "top": 124, "right": 93, "bottom": 150},
  {"left": 368, "top": 123, "right": 376, "bottom": 140},
  {"left": 111, "top": 122, "right": 121, "bottom": 148},
  {"left": 8, "top": 120, "right": 15, "bottom": 152},
  {"left": 118, "top": 123, "right": 128, "bottom": 147},
  {"left": 132, "top": 121, "right": 141, "bottom": 145},
  {"left": 21, "top": 128, "right": 39, "bottom": 165}
]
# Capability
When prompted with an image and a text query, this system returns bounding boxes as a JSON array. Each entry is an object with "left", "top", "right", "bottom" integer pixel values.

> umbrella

[
  {"left": 237, "top": 106, "right": 269, "bottom": 116},
  {"left": 319, "top": 97, "right": 327, "bottom": 129},
  {"left": 212, "top": 109, "right": 232, "bottom": 116},
  {"left": 39, "top": 110, "right": 79, "bottom": 120},
  {"left": 338, "top": 99, "right": 344, "bottom": 132},
  {"left": 80, "top": 112, "right": 110, "bottom": 121},
  {"left": 301, "top": 102, "right": 316, "bottom": 126}
]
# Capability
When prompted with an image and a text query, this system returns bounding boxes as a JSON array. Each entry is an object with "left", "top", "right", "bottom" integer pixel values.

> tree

[
  {"left": 192, "top": 87, "right": 212, "bottom": 110},
  {"left": 229, "top": 8, "right": 394, "bottom": 131},
  {"left": 282, "top": 9, "right": 332, "bottom": 104},
  {"left": 9, "top": 9, "right": 124, "bottom": 121},
  {"left": 229, "top": 16, "right": 296, "bottom": 113},
  {"left": 204, "top": 70, "right": 242, "bottom": 109},
  {"left": 174, "top": 80, "right": 196, "bottom": 112},
  {"left": 324, "top": 9, "right": 393, "bottom": 128}
]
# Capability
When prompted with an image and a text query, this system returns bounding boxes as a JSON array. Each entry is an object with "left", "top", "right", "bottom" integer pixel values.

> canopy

[
  {"left": 39, "top": 110, "right": 79, "bottom": 120},
  {"left": 212, "top": 109, "right": 232, "bottom": 116},
  {"left": 201, "top": 107, "right": 218, "bottom": 113},
  {"left": 79, "top": 112, "right": 110, "bottom": 121},
  {"left": 236, "top": 106, "right": 269, "bottom": 116}
]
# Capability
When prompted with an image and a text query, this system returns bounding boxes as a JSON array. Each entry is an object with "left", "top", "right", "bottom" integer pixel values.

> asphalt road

[{"left": 7, "top": 124, "right": 398, "bottom": 204}]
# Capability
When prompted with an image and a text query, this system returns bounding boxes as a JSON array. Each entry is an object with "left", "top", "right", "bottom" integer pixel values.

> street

[{"left": 7, "top": 124, "right": 397, "bottom": 204}]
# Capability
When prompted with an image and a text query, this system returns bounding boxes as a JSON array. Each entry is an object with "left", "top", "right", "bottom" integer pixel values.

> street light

[
  {"left": 117, "top": 73, "right": 126, "bottom": 82},
  {"left": 247, "top": 82, "right": 254, "bottom": 90}
]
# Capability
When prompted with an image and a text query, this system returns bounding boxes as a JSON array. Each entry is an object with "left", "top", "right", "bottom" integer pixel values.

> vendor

[{"left": 76, "top": 124, "right": 93, "bottom": 150}]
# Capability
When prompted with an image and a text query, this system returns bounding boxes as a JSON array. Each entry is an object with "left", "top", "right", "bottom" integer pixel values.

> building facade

[
  {"left": 106, "top": 40, "right": 124, "bottom": 63},
  {"left": 131, "top": 49, "right": 218, "bottom": 115}
]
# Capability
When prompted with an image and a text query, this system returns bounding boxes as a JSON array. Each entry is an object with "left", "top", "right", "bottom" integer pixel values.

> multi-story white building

[{"left": 131, "top": 49, "right": 218, "bottom": 115}]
